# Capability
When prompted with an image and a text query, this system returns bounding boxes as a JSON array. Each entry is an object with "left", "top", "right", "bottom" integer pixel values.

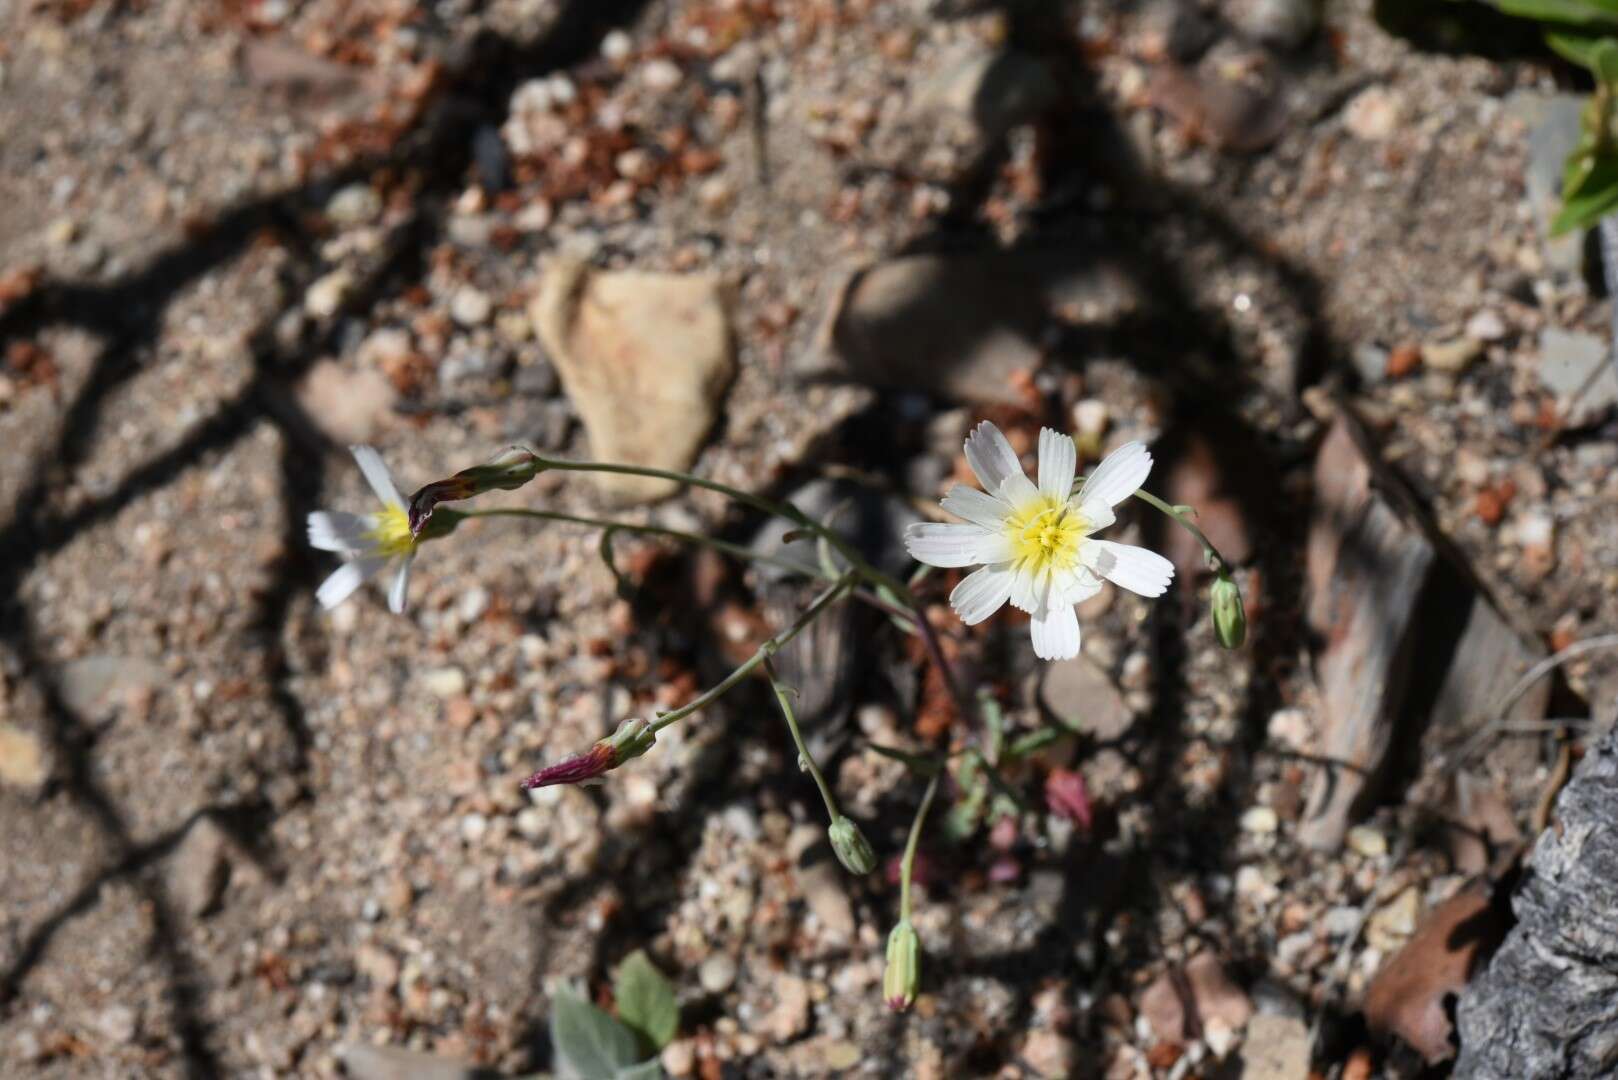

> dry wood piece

[{"left": 1298, "top": 414, "right": 1548, "bottom": 850}]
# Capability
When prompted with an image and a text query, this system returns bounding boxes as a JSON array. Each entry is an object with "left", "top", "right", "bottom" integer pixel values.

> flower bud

[
  {"left": 521, "top": 718, "right": 656, "bottom": 789},
  {"left": 408, "top": 446, "right": 545, "bottom": 535},
  {"left": 1210, "top": 573, "right": 1246, "bottom": 649},
  {"left": 828, "top": 816, "right": 877, "bottom": 875},
  {"left": 884, "top": 920, "right": 920, "bottom": 1012}
]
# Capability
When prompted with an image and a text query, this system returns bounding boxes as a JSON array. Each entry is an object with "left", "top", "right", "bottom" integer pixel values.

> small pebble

[
  {"left": 450, "top": 286, "right": 492, "bottom": 327},
  {"left": 460, "top": 813, "right": 489, "bottom": 844},
  {"left": 1422, "top": 336, "right": 1482, "bottom": 373},
  {"left": 1240, "top": 806, "right": 1279, "bottom": 834},
  {"left": 601, "top": 29, "right": 633, "bottom": 64},
  {"left": 305, "top": 270, "right": 353, "bottom": 319},
  {"left": 1465, "top": 309, "right": 1506, "bottom": 342},
  {"left": 326, "top": 184, "right": 382, "bottom": 227},
  {"left": 641, "top": 58, "right": 683, "bottom": 92},
  {"left": 1345, "top": 824, "right": 1387, "bottom": 858},
  {"left": 421, "top": 667, "right": 467, "bottom": 698},
  {"left": 699, "top": 952, "right": 738, "bottom": 993}
]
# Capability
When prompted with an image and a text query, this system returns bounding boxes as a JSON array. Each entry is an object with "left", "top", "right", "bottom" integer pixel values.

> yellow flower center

[
  {"left": 366, "top": 504, "right": 417, "bottom": 559},
  {"left": 1006, "top": 493, "right": 1088, "bottom": 573}
]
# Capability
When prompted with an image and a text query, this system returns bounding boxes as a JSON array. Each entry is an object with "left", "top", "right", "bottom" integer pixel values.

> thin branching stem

[
  {"left": 764, "top": 657, "right": 841, "bottom": 823},
  {"left": 900, "top": 774, "right": 941, "bottom": 920}
]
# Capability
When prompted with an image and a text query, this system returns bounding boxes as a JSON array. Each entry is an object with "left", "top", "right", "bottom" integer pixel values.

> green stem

[
  {"left": 900, "top": 774, "right": 941, "bottom": 919},
  {"left": 462, "top": 507, "right": 825, "bottom": 581},
  {"left": 1130, "top": 487, "right": 1230, "bottom": 574},
  {"left": 527, "top": 454, "right": 916, "bottom": 602},
  {"left": 764, "top": 657, "right": 840, "bottom": 822},
  {"left": 648, "top": 575, "right": 854, "bottom": 735}
]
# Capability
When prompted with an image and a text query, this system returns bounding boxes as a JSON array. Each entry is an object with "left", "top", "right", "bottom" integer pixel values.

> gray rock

[
  {"left": 337, "top": 1044, "right": 477, "bottom": 1080},
  {"left": 916, "top": 44, "right": 1059, "bottom": 150},
  {"left": 1231, "top": 0, "right": 1320, "bottom": 51},
  {"left": 797, "top": 859, "right": 856, "bottom": 944},
  {"left": 1539, "top": 327, "right": 1618, "bottom": 426},
  {"left": 1351, "top": 343, "right": 1388, "bottom": 383},
  {"left": 53, "top": 655, "right": 165, "bottom": 718},
  {"left": 815, "top": 249, "right": 1138, "bottom": 405},
  {"left": 1038, "top": 655, "right": 1133, "bottom": 740},
  {"left": 1455, "top": 727, "right": 1618, "bottom": 1075},
  {"left": 1507, "top": 91, "right": 1587, "bottom": 275},
  {"left": 171, "top": 817, "right": 231, "bottom": 917}
]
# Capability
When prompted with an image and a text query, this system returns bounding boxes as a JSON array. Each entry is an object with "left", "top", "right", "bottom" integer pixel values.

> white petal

[
  {"left": 1052, "top": 565, "right": 1104, "bottom": 607},
  {"left": 904, "top": 522, "right": 993, "bottom": 568},
  {"left": 940, "top": 485, "right": 1012, "bottom": 529},
  {"left": 950, "top": 564, "right": 1013, "bottom": 625},
  {"left": 388, "top": 556, "right": 414, "bottom": 614},
  {"left": 1038, "top": 428, "right": 1077, "bottom": 501},
  {"left": 1008, "top": 560, "right": 1050, "bottom": 615},
  {"left": 1085, "top": 539, "right": 1175, "bottom": 597},
  {"left": 350, "top": 445, "right": 402, "bottom": 508},
  {"left": 963, "top": 421, "right": 1028, "bottom": 494},
  {"left": 1078, "top": 497, "right": 1115, "bottom": 534},
  {"left": 315, "top": 558, "right": 384, "bottom": 610},
  {"left": 307, "top": 510, "right": 373, "bottom": 553},
  {"left": 1077, "top": 441, "right": 1152, "bottom": 508},
  {"left": 1029, "top": 604, "right": 1081, "bottom": 661}
]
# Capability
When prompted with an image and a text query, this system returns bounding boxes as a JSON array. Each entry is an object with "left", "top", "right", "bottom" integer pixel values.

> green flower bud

[
  {"left": 828, "top": 816, "right": 877, "bottom": 876},
  {"left": 1211, "top": 573, "right": 1246, "bottom": 649},
  {"left": 605, "top": 717, "right": 656, "bottom": 764},
  {"left": 884, "top": 920, "right": 920, "bottom": 1012}
]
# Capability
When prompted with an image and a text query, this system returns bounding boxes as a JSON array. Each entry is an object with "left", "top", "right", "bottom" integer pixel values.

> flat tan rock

[{"left": 532, "top": 257, "right": 735, "bottom": 505}]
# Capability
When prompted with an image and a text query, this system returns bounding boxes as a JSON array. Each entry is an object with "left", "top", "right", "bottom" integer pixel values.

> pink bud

[{"left": 1045, "top": 768, "right": 1094, "bottom": 832}]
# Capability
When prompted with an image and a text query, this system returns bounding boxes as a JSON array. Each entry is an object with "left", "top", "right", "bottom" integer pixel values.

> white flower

[
  {"left": 904, "top": 422, "right": 1175, "bottom": 661},
  {"left": 307, "top": 446, "right": 419, "bottom": 613}
]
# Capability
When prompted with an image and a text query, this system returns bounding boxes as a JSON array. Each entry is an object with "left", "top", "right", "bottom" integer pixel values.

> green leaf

[
  {"left": 1500, "top": 0, "right": 1618, "bottom": 26},
  {"left": 1546, "top": 28, "right": 1609, "bottom": 66},
  {"left": 615, "top": 1061, "right": 665, "bottom": 1080},
  {"left": 551, "top": 984, "right": 643, "bottom": 1080},
  {"left": 613, "top": 951, "right": 679, "bottom": 1052},
  {"left": 1553, "top": 152, "right": 1618, "bottom": 233}
]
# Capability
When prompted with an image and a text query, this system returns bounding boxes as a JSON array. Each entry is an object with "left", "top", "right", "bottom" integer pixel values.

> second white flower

[{"left": 904, "top": 421, "right": 1175, "bottom": 661}]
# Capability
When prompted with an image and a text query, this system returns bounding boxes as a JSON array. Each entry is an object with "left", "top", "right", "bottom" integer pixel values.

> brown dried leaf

[{"left": 1364, "top": 882, "right": 1513, "bottom": 1064}]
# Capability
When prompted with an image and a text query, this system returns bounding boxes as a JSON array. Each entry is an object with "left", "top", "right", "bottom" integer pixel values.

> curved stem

[
  {"left": 900, "top": 774, "right": 941, "bottom": 920},
  {"left": 461, "top": 507, "right": 827, "bottom": 581},
  {"left": 764, "top": 657, "right": 840, "bottom": 822},
  {"left": 528, "top": 455, "right": 917, "bottom": 603},
  {"left": 1130, "top": 487, "right": 1230, "bottom": 574},
  {"left": 648, "top": 575, "right": 854, "bottom": 735}
]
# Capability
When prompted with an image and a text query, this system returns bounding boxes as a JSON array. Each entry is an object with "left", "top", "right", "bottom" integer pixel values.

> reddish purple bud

[
  {"left": 520, "top": 742, "right": 615, "bottom": 789},
  {"left": 519, "top": 719, "right": 656, "bottom": 790},
  {"left": 1045, "top": 767, "right": 1094, "bottom": 832}
]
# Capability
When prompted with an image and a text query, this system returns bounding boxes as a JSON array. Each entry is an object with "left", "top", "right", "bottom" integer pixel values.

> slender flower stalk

[
  {"left": 766, "top": 658, "right": 877, "bottom": 875},
  {"left": 646, "top": 575, "right": 854, "bottom": 736},
  {"left": 407, "top": 446, "right": 915, "bottom": 603},
  {"left": 886, "top": 773, "right": 940, "bottom": 1012}
]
